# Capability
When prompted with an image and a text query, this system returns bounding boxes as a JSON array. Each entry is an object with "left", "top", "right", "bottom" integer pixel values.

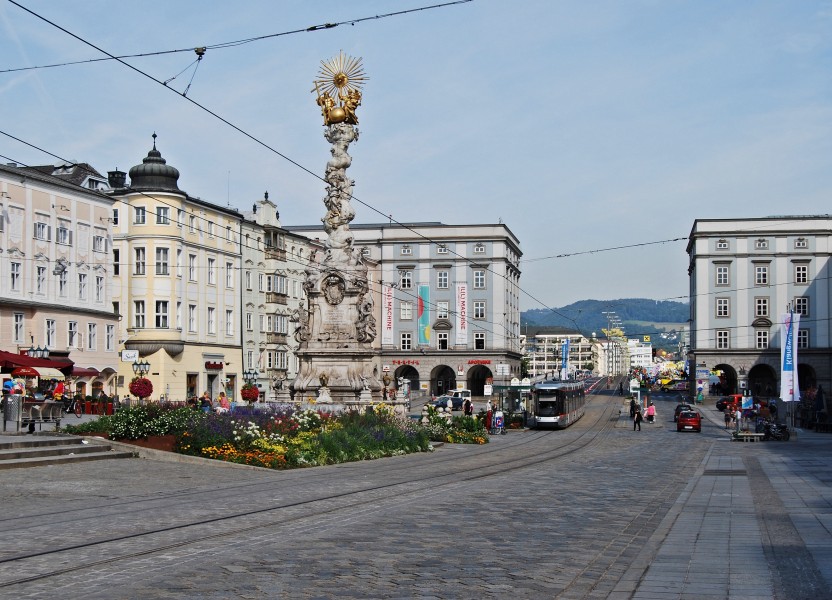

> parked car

[
  {"left": 673, "top": 403, "right": 693, "bottom": 422},
  {"left": 431, "top": 395, "right": 463, "bottom": 411},
  {"left": 677, "top": 410, "right": 702, "bottom": 432},
  {"left": 662, "top": 380, "right": 690, "bottom": 393},
  {"left": 716, "top": 394, "right": 742, "bottom": 412}
]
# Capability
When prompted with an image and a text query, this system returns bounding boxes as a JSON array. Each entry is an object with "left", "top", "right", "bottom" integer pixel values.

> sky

[{"left": 1, "top": 0, "right": 830, "bottom": 313}]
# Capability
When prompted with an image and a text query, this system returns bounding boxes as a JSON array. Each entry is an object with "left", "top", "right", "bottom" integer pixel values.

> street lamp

[
  {"left": 132, "top": 359, "right": 150, "bottom": 377},
  {"left": 243, "top": 368, "right": 259, "bottom": 385}
]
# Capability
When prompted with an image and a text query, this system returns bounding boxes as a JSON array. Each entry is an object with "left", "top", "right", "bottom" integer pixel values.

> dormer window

[
  {"left": 474, "top": 243, "right": 485, "bottom": 254},
  {"left": 437, "top": 244, "right": 449, "bottom": 254},
  {"left": 401, "top": 245, "right": 412, "bottom": 255},
  {"left": 755, "top": 238, "right": 768, "bottom": 250},
  {"left": 716, "top": 239, "right": 729, "bottom": 250},
  {"left": 795, "top": 237, "right": 808, "bottom": 249}
]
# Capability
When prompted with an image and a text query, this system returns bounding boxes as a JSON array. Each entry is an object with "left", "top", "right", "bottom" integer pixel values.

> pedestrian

[
  {"left": 215, "top": 391, "right": 230, "bottom": 413},
  {"left": 629, "top": 398, "right": 636, "bottom": 418},
  {"left": 633, "top": 409, "right": 642, "bottom": 431},
  {"left": 646, "top": 403, "right": 656, "bottom": 423},
  {"left": 199, "top": 391, "right": 213, "bottom": 413},
  {"left": 485, "top": 401, "right": 493, "bottom": 431},
  {"left": 618, "top": 382, "right": 624, "bottom": 396},
  {"left": 735, "top": 406, "right": 742, "bottom": 433},
  {"left": 724, "top": 408, "right": 731, "bottom": 429},
  {"left": 463, "top": 397, "right": 473, "bottom": 417}
]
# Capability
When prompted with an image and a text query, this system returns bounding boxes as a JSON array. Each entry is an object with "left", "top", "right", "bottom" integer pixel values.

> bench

[{"left": 732, "top": 432, "right": 765, "bottom": 442}]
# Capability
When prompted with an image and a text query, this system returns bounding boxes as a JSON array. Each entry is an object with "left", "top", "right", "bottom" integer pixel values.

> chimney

[
  {"left": 108, "top": 169, "right": 126, "bottom": 188},
  {"left": 252, "top": 203, "right": 257, "bottom": 213}
]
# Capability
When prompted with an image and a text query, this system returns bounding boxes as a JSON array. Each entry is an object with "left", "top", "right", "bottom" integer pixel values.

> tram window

[{"left": 538, "top": 401, "right": 558, "bottom": 416}]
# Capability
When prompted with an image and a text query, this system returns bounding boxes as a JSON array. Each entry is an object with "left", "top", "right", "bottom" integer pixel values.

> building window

[
  {"left": 400, "top": 271, "right": 412, "bottom": 290},
  {"left": 754, "top": 265, "right": 768, "bottom": 285},
  {"left": 155, "top": 248, "right": 169, "bottom": 275},
  {"left": 716, "top": 298, "right": 730, "bottom": 318},
  {"left": 155, "top": 301, "right": 169, "bottom": 328},
  {"left": 112, "top": 209, "right": 119, "bottom": 225},
  {"left": 226, "top": 262, "right": 234, "bottom": 288},
  {"left": 176, "top": 302, "right": 182, "bottom": 330},
  {"left": 56, "top": 222, "right": 72, "bottom": 246},
  {"left": 45, "top": 319, "right": 56, "bottom": 348},
  {"left": 716, "top": 239, "right": 728, "bottom": 250},
  {"left": 34, "top": 221, "right": 50, "bottom": 241},
  {"left": 78, "top": 273, "right": 87, "bottom": 300},
  {"left": 474, "top": 300, "right": 486, "bottom": 319},
  {"left": 207, "top": 258, "right": 216, "bottom": 284},
  {"left": 437, "top": 301, "right": 449, "bottom": 319},
  {"left": 177, "top": 209, "right": 185, "bottom": 227},
  {"left": 794, "top": 296, "right": 809, "bottom": 316},
  {"left": 176, "top": 249, "right": 182, "bottom": 277},
  {"left": 246, "top": 312, "right": 253, "bottom": 331},
  {"left": 113, "top": 248, "right": 120, "bottom": 276},
  {"left": 716, "top": 330, "right": 730, "bottom": 350},
  {"left": 798, "top": 329, "right": 809, "bottom": 349},
  {"left": 95, "top": 276, "right": 104, "bottom": 302},
  {"left": 473, "top": 270, "right": 485, "bottom": 289},
  {"left": 437, "top": 270, "right": 449, "bottom": 289},
  {"left": 716, "top": 265, "right": 729, "bottom": 286},
  {"left": 794, "top": 264, "right": 808, "bottom": 285},
  {"left": 156, "top": 207, "right": 170, "bottom": 224},
  {"left": 14, "top": 313, "right": 24, "bottom": 343},
  {"left": 260, "top": 315, "right": 266, "bottom": 332},
  {"left": 189, "top": 215, "right": 196, "bottom": 233},
  {"left": 10, "top": 262, "right": 20, "bottom": 291},
  {"left": 795, "top": 237, "right": 808, "bottom": 249},
  {"left": 134, "top": 206, "right": 146, "bottom": 225},
  {"left": 58, "top": 270, "right": 67, "bottom": 297},
  {"left": 87, "top": 323, "right": 96, "bottom": 350},
  {"left": 189, "top": 254, "right": 197, "bottom": 281},
  {"left": 134, "top": 300, "right": 145, "bottom": 328},
  {"left": 475, "top": 332, "right": 485, "bottom": 350},
  {"left": 400, "top": 245, "right": 412, "bottom": 255},
  {"left": 134, "top": 247, "right": 146, "bottom": 275},
  {"left": 36, "top": 265, "right": 47, "bottom": 294},
  {"left": 207, "top": 307, "right": 216, "bottom": 334},
  {"left": 400, "top": 301, "right": 413, "bottom": 320},
  {"left": 756, "top": 330, "right": 769, "bottom": 349},
  {"left": 755, "top": 297, "right": 769, "bottom": 318},
  {"left": 437, "top": 332, "right": 449, "bottom": 350},
  {"left": 437, "top": 244, "right": 449, "bottom": 254},
  {"left": 400, "top": 332, "right": 412, "bottom": 351},
  {"left": 474, "top": 243, "right": 485, "bottom": 254},
  {"left": 67, "top": 321, "right": 78, "bottom": 348},
  {"left": 93, "top": 235, "right": 106, "bottom": 253},
  {"left": 207, "top": 221, "right": 215, "bottom": 237},
  {"left": 188, "top": 305, "right": 196, "bottom": 332},
  {"left": 755, "top": 238, "right": 768, "bottom": 250},
  {"left": 106, "top": 324, "right": 115, "bottom": 351},
  {"left": 259, "top": 273, "right": 265, "bottom": 291},
  {"left": 226, "top": 310, "right": 234, "bottom": 336},
  {"left": 245, "top": 271, "right": 252, "bottom": 290}
]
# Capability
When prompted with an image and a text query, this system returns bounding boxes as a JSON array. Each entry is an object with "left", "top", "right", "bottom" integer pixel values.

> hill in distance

[{"left": 522, "top": 298, "right": 689, "bottom": 350}]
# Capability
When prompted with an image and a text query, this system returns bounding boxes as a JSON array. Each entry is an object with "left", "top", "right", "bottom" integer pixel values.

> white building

[
  {"left": 687, "top": 216, "right": 832, "bottom": 406},
  {"left": 627, "top": 339, "right": 653, "bottom": 370},
  {"left": 521, "top": 327, "right": 595, "bottom": 378}
]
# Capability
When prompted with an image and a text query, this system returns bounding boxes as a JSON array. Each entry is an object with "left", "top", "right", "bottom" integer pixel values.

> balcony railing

[
  {"left": 267, "top": 332, "right": 288, "bottom": 345},
  {"left": 265, "top": 292, "right": 289, "bottom": 305},
  {"left": 265, "top": 247, "right": 286, "bottom": 261}
]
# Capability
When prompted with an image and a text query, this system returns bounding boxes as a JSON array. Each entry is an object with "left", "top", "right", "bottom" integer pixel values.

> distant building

[
  {"left": 521, "top": 327, "right": 595, "bottom": 378},
  {"left": 687, "top": 216, "right": 831, "bottom": 405},
  {"left": 627, "top": 338, "right": 653, "bottom": 370}
]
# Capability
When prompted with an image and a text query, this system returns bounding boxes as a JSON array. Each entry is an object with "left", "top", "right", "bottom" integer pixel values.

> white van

[{"left": 450, "top": 389, "right": 472, "bottom": 400}]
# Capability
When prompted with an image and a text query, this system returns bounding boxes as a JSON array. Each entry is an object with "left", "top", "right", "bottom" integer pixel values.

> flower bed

[{"left": 64, "top": 402, "right": 487, "bottom": 469}]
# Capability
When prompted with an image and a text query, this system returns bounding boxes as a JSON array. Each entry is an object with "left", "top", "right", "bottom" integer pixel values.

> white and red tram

[{"left": 530, "top": 380, "right": 586, "bottom": 429}]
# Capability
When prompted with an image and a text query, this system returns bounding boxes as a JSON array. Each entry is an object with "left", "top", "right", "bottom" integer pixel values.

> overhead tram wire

[
  {"left": 0, "top": 1, "right": 473, "bottom": 74},
  {"left": 8, "top": 0, "right": 561, "bottom": 334}
]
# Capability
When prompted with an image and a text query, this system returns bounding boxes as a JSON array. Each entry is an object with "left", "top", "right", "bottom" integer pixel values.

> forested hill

[{"left": 522, "top": 299, "right": 689, "bottom": 345}]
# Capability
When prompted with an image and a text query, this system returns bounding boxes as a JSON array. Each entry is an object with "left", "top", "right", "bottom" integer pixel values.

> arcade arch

[
  {"left": 394, "top": 365, "right": 420, "bottom": 397},
  {"left": 430, "top": 365, "right": 456, "bottom": 397},
  {"left": 466, "top": 364, "right": 493, "bottom": 396},
  {"left": 748, "top": 364, "right": 777, "bottom": 399}
]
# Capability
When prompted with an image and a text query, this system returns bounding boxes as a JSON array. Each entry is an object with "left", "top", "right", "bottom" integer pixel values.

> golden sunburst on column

[{"left": 312, "top": 51, "right": 368, "bottom": 125}]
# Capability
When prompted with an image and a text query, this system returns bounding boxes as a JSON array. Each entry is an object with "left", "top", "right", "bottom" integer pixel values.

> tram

[{"left": 529, "top": 380, "right": 586, "bottom": 429}]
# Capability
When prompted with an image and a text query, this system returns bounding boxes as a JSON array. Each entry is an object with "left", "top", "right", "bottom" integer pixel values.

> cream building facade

[{"left": 108, "top": 139, "right": 244, "bottom": 402}]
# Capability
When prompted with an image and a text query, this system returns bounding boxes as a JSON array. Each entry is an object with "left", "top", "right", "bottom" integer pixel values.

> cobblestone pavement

[{"left": 0, "top": 393, "right": 830, "bottom": 599}]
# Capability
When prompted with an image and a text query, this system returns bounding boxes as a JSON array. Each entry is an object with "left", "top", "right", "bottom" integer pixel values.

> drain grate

[{"left": 703, "top": 469, "right": 747, "bottom": 476}]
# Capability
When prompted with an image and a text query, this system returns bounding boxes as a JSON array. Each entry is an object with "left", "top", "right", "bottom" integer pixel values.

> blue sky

[{"left": 2, "top": 1, "right": 830, "bottom": 311}]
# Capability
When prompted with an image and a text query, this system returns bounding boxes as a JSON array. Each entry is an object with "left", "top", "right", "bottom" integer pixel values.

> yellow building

[{"left": 108, "top": 137, "right": 244, "bottom": 402}]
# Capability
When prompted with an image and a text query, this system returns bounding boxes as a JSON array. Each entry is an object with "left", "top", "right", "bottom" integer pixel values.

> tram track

[{"left": 0, "top": 392, "right": 624, "bottom": 590}]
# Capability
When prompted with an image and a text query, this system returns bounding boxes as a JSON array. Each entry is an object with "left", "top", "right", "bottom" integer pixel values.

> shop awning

[
  {"left": 0, "top": 350, "right": 73, "bottom": 371},
  {"left": 34, "top": 367, "right": 65, "bottom": 380},
  {"left": 71, "top": 367, "right": 100, "bottom": 378}
]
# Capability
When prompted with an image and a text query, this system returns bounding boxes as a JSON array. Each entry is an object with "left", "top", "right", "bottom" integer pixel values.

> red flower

[
  {"left": 240, "top": 384, "right": 260, "bottom": 402},
  {"left": 129, "top": 377, "right": 153, "bottom": 398}
]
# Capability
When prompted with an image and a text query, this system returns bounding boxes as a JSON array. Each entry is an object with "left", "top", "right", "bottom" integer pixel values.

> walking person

[
  {"left": 618, "top": 382, "right": 624, "bottom": 396},
  {"left": 629, "top": 398, "right": 636, "bottom": 418},
  {"left": 724, "top": 408, "right": 732, "bottom": 429},
  {"left": 645, "top": 403, "right": 656, "bottom": 423},
  {"left": 633, "top": 408, "right": 643, "bottom": 431},
  {"left": 462, "top": 397, "right": 473, "bottom": 417}
]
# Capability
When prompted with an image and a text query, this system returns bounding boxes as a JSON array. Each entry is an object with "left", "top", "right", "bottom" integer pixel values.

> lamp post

[
  {"left": 132, "top": 359, "right": 150, "bottom": 377},
  {"left": 243, "top": 368, "right": 258, "bottom": 386}
]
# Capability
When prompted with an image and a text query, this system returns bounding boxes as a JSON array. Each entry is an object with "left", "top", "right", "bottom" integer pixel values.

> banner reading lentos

[{"left": 780, "top": 311, "right": 800, "bottom": 402}]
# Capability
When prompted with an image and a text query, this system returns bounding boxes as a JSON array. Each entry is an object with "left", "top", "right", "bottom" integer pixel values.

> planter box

[{"left": 88, "top": 433, "right": 176, "bottom": 452}]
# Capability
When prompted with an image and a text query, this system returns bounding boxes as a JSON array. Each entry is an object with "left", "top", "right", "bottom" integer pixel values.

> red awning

[
  {"left": 0, "top": 350, "right": 73, "bottom": 371},
  {"left": 71, "top": 367, "right": 100, "bottom": 377}
]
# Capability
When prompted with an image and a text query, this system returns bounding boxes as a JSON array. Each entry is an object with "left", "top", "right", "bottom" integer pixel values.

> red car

[{"left": 676, "top": 410, "right": 702, "bottom": 432}]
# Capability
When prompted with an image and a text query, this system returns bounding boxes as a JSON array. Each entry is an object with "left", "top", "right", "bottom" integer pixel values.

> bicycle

[{"left": 58, "top": 394, "right": 83, "bottom": 418}]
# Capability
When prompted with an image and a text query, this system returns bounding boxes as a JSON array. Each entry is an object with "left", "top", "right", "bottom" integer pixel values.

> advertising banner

[
  {"left": 381, "top": 285, "right": 394, "bottom": 345},
  {"left": 455, "top": 283, "right": 467, "bottom": 345},
  {"left": 780, "top": 311, "right": 800, "bottom": 402},
  {"left": 561, "top": 338, "right": 570, "bottom": 371},
  {"left": 418, "top": 284, "right": 431, "bottom": 345}
]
